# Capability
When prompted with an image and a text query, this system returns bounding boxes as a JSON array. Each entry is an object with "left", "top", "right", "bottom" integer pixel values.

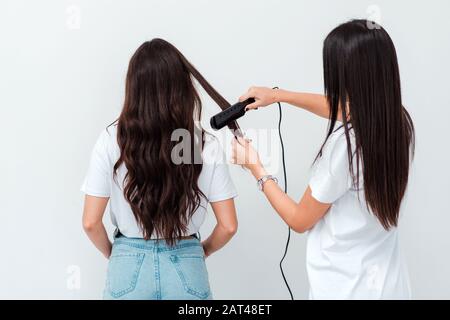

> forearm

[
  {"left": 250, "top": 166, "right": 300, "bottom": 230},
  {"left": 84, "top": 223, "right": 112, "bottom": 258},
  {"left": 230, "top": 138, "right": 331, "bottom": 233},
  {"left": 275, "top": 89, "right": 332, "bottom": 119},
  {"left": 202, "top": 224, "right": 236, "bottom": 257}
]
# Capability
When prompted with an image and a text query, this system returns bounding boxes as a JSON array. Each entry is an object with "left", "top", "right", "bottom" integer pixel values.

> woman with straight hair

[
  {"left": 232, "top": 20, "right": 415, "bottom": 299},
  {"left": 81, "top": 39, "right": 238, "bottom": 300}
]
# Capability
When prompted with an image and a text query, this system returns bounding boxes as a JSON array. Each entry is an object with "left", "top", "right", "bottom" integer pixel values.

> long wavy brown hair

[{"left": 113, "top": 39, "right": 233, "bottom": 244}]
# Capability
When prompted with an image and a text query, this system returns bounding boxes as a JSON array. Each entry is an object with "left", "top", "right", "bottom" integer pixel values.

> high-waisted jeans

[{"left": 103, "top": 234, "right": 212, "bottom": 300}]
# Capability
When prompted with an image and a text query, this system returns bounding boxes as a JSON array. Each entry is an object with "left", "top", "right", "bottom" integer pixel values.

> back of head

[
  {"left": 320, "top": 20, "right": 415, "bottom": 229},
  {"left": 114, "top": 39, "right": 230, "bottom": 243}
]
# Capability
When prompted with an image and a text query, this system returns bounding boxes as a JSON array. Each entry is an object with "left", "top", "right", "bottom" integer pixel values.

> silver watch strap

[{"left": 257, "top": 175, "right": 278, "bottom": 191}]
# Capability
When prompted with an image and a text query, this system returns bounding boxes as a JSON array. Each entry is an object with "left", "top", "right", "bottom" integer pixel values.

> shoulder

[
  {"left": 202, "top": 132, "right": 220, "bottom": 150},
  {"left": 92, "top": 124, "right": 119, "bottom": 159},
  {"left": 328, "top": 125, "right": 350, "bottom": 145},
  {"left": 316, "top": 125, "right": 355, "bottom": 177},
  {"left": 309, "top": 125, "right": 354, "bottom": 203},
  {"left": 102, "top": 124, "right": 118, "bottom": 143},
  {"left": 324, "top": 125, "right": 355, "bottom": 155},
  {"left": 202, "top": 132, "right": 226, "bottom": 166}
]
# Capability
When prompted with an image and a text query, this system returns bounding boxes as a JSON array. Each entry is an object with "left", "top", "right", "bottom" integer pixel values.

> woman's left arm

[
  {"left": 82, "top": 195, "right": 112, "bottom": 258},
  {"left": 232, "top": 138, "right": 331, "bottom": 233}
]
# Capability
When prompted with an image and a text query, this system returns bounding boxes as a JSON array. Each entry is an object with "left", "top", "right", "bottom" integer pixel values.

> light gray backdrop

[{"left": 1, "top": 0, "right": 449, "bottom": 299}]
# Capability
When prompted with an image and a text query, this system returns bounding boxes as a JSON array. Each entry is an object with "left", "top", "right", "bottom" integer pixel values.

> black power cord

[{"left": 273, "top": 87, "right": 294, "bottom": 300}]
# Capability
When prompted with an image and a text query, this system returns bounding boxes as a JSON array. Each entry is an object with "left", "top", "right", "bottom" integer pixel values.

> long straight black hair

[
  {"left": 113, "top": 39, "right": 234, "bottom": 243},
  {"left": 318, "top": 19, "right": 415, "bottom": 229}
]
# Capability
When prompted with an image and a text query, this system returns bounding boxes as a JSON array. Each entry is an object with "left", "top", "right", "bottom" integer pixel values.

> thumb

[
  {"left": 245, "top": 101, "right": 260, "bottom": 111},
  {"left": 239, "top": 91, "right": 252, "bottom": 102},
  {"left": 236, "top": 136, "right": 249, "bottom": 146}
]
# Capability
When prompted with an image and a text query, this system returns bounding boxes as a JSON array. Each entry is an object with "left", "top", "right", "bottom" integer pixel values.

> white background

[{"left": 1, "top": 0, "right": 449, "bottom": 299}]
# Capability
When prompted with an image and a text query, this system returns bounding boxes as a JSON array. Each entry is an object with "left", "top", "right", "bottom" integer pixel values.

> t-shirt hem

[
  {"left": 309, "top": 182, "right": 333, "bottom": 204},
  {"left": 80, "top": 187, "right": 110, "bottom": 198},
  {"left": 208, "top": 192, "right": 238, "bottom": 203}
]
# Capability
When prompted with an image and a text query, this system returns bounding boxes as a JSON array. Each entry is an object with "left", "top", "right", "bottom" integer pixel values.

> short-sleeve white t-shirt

[
  {"left": 308, "top": 126, "right": 411, "bottom": 299},
  {"left": 81, "top": 125, "right": 237, "bottom": 238}
]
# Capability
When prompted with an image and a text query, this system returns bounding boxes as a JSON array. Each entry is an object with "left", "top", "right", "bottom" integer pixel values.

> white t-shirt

[
  {"left": 81, "top": 125, "right": 237, "bottom": 238},
  {"left": 308, "top": 126, "right": 411, "bottom": 299}
]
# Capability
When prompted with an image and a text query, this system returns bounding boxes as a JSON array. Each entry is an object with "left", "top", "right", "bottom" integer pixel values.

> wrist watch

[{"left": 257, "top": 175, "right": 278, "bottom": 191}]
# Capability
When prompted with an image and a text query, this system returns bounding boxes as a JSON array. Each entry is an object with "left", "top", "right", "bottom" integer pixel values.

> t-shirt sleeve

[
  {"left": 309, "top": 132, "right": 352, "bottom": 204},
  {"left": 80, "top": 130, "right": 112, "bottom": 197},
  {"left": 207, "top": 142, "right": 238, "bottom": 203}
]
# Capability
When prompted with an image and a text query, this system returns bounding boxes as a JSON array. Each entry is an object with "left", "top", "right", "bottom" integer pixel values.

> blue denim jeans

[{"left": 103, "top": 234, "right": 212, "bottom": 300}]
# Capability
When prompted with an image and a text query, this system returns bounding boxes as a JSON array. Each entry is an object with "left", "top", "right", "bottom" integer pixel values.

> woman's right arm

[
  {"left": 82, "top": 195, "right": 112, "bottom": 259},
  {"left": 240, "top": 86, "right": 338, "bottom": 120},
  {"left": 202, "top": 199, "right": 238, "bottom": 258}
]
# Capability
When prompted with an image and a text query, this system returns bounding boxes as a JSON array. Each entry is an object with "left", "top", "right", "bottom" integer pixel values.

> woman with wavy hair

[{"left": 81, "top": 39, "right": 238, "bottom": 300}]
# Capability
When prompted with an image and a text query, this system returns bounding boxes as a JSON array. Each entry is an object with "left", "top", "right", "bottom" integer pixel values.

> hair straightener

[{"left": 210, "top": 98, "right": 255, "bottom": 135}]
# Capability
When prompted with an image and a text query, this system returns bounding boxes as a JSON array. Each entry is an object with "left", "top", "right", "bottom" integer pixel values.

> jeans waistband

[{"left": 113, "top": 231, "right": 202, "bottom": 252}]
